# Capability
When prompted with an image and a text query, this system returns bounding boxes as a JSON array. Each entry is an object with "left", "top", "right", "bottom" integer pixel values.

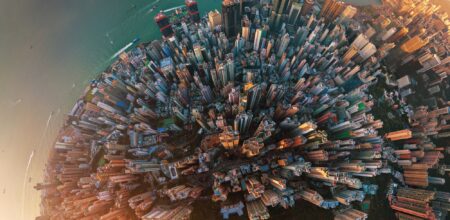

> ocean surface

[{"left": 0, "top": 0, "right": 381, "bottom": 219}]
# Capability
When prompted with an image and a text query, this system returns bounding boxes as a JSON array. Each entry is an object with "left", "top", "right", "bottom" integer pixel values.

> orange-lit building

[{"left": 400, "top": 36, "right": 429, "bottom": 53}]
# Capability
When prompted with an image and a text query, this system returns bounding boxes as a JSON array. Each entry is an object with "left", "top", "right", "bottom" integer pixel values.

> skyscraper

[
  {"left": 219, "top": 126, "right": 240, "bottom": 149},
  {"left": 320, "top": 0, "right": 345, "bottom": 22},
  {"left": 269, "top": 12, "right": 283, "bottom": 31},
  {"left": 272, "top": 0, "right": 290, "bottom": 15},
  {"left": 351, "top": 33, "right": 369, "bottom": 50},
  {"left": 234, "top": 112, "right": 253, "bottom": 135},
  {"left": 342, "top": 46, "right": 358, "bottom": 64},
  {"left": 208, "top": 10, "right": 222, "bottom": 31},
  {"left": 186, "top": 0, "right": 200, "bottom": 23},
  {"left": 155, "top": 12, "right": 174, "bottom": 38},
  {"left": 269, "top": 0, "right": 290, "bottom": 31},
  {"left": 340, "top": 5, "right": 357, "bottom": 19},
  {"left": 193, "top": 43, "right": 204, "bottom": 63},
  {"left": 380, "top": 27, "right": 397, "bottom": 42},
  {"left": 277, "top": 33, "right": 290, "bottom": 57},
  {"left": 387, "top": 27, "right": 408, "bottom": 43},
  {"left": 246, "top": 85, "right": 262, "bottom": 111},
  {"left": 200, "top": 85, "right": 214, "bottom": 104},
  {"left": 222, "top": 0, "right": 242, "bottom": 38},
  {"left": 357, "top": 42, "right": 377, "bottom": 62},
  {"left": 253, "top": 28, "right": 263, "bottom": 51},
  {"left": 287, "top": 2, "right": 303, "bottom": 26},
  {"left": 242, "top": 26, "right": 250, "bottom": 41},
  {"left": 400, "top": 35, "right": 429, "bottom": 54},
  {"left": 300, "top": 0, "right": 315, "bottom": 17},
  {"left": 240, "top": 0, "right": 255, "bottom": 15}
]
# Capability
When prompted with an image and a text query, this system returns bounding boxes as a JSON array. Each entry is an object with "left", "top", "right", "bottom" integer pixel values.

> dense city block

[{"left": 35, "top": 0, "right": 449, "bottom": 219}]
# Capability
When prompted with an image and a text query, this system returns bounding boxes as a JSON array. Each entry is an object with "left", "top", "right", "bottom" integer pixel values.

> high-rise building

[
  {"left": 192, "top": 108, "right": 211, "bottom": 132},
  {"left": 208, "top": 10, "right": 222, "bottom": 31},
  {"left": 185, "top": 0, "right": 200, "bottom": 23},
  {"left": 240, "top": 0, "right": 255, "bottom": 15},
  {"left": 351, "top": 33, "right": 369, "bottom": 50},
  {"left": 417, "top": 53, "right": 441, "bottom": 73},
  {"left": 155, "top": 12, "right": 174, "bottom": 38},
  {"left": 341, "top": 5, "right": 357, "bottom": 19},
  {"left": 320, "top": 0, "right": 345, "bottom": 22},
  {"left": 234, "top": 112, "right": 253, "bottom": 135},
  {"left": 273, "top": 0, "right": 290, "bottom": 15},
  {"left": 246, "top": 84, "right": 262, "bottom": 111},
  {"left": 193, "top": 43, "right": 204, "bottom": 63},
  {"left": 241, "top": 137, "right": 264, "bottom": 157},
  {"left": 200, "top": 85, "right": 214, "bottom": 103},
  {"left": 400, "top": 35, "right": 429, "bottom": 54},
  {"left": 266, "top": 39, "right": 273, "bottom": 58},
  {"left": 300, "top": 0, "right": 315, "bottom": 17},
  {"left": 242, "top": 26, "right": 250, "bottom": 41},
  {"left": 287, "top": 2, "right": 303, "bottom": 26},
  {"left": 219, "top": 126, "right": 240, "bottom": 149},
  {"left": 270, "top": 0, "right": 289, "bottom": 31},
  {"left": 378, "top": 43, "right": 396, "bottom": 59},
  {"left": 342, "top": 46, "right": 358, "bottom": 64},
  {"left": 381, "top": 27, "right": 397, "bottom": 42},
  {"left": 364, "top": 25, "right": 376, "bottom": 39},
  {"left": 277, "top": 33, "right": 290, "bottom": 57},
  {"left": 385, "top": 129, "right": 412, "bottom": 141},
  {"left": 387, "top": 27, "right": 408, "bottom": 43},
  {"left": 379, "top": 17, "right": 391, "bottom": 29},
  {"left": 266, "top": 84, "right": 286, "bottom": 106},
  {"left": 222, "top": 0, "right": 242, "bottom": 38},
  {"left": 253, "top": 28, "right": 263, "bottom": 51},
  {"left": 269, "top": 12, "right": 283, "bottom": 31},
  {"left": 356, "top": 42, "right": 377, "bottom": 62}
]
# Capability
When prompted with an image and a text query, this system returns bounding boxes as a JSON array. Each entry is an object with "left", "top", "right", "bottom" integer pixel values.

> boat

[
  {"left": 147, "top": 5, "right": 158, "bottom": 14},
  {"left": 131, "top": 37, "right": 140, "bottom": 44}
]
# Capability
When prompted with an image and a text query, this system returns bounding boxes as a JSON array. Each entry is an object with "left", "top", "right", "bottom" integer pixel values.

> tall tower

[
  {"left": 253, "top": 28, "right": 263, "bottom": 51},
  {"left": 342, "top": 46, "right": 358, "bottom": 64},
  {"left": 208, "top": 10, "right": 222, "bottom": 31},
  {"left": 273, "top": 0, "right": 290, "bottom": 15},
  {"left": 222, "top": 0, "right": 242, "bottom": 38},
  {"left": 155, "top": 12, "right": 174, "bottom": 38},
  {"left": 242, "top": 26, "right": 250, "bottom": 41},
  {"left": 277, "top": 33, "right": 290, "bottom": 57},
  {"left": 186, "top": 0, "right": 201, "bottom": 23},
  {"left": 270, "top": 0, "right": 289, "bottom": 31},
  {"left": 340, "top": 5, "right": 357, "bottom": 19},
  {"left": 357, "top": 42, "right": 377, "bottom": 62},
  {"left": 287, "top": 2, "right": 303, "bottom": 26},
  {"left": 350, "top": 33, "right": 369, "bottom": 50},
  {"left": 320, "top": 0, "right": 345, "bottom": 22},
  {"left": 193, "top": 43, "right": 204, "bottom": 63},
  {"left": 234, "top": 112, "right": 253, "bottom": 135},
  {"left": 247, "top": 85, "right": 262, "bottom": 111},
  {"left": 300, "top": 0, "right": 315, "bottom": 17}
]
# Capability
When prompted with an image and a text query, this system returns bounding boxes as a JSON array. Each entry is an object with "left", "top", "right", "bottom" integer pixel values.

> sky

[{"left": 0, "top": 0, "right": 123, "bottom": 219}]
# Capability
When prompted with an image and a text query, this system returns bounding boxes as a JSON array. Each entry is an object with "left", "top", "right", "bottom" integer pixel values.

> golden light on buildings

[
  {"left": 244, "top": 82, "right": 254, "bottom": 92},
  {"left": 400, "top": 36, "right": 429, "bottom": 53}
]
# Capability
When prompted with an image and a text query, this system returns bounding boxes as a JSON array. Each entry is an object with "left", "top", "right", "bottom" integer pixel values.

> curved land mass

[{"left": 35, "top": 0, "right": 450, "bottom": 220}]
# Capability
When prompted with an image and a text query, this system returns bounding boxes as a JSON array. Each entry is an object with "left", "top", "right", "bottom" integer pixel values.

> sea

[{"left": 0, "top": 0, "right": 381, "bottom": 219}]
